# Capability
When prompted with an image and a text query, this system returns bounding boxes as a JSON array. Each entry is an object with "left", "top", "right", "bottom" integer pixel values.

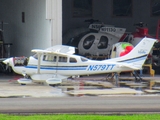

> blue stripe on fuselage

[{"left": 25, "top": 66, "right": 87, "bottom": 70}]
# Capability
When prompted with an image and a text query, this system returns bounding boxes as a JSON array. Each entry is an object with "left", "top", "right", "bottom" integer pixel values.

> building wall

[{"left": 0, "top": 0, "right": 51, "bottom": 57}]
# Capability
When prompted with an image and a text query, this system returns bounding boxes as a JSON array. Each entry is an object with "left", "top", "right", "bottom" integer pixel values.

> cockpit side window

[
  {"left": 62, "top": 57, "right": 67, "bottom": 62},
  {"left": 53, "top": 56, "right": 57, "bottom": 62},
  {"left": 33, "top": 54, "right": 38, "bottom": 59},
  {"left": 43, "top": 55, "right": 47, "bottom": 60},
  {"left": 43, "top": 55, "right": 57, "bottom": 62},
  {"left": 69, "top": 57, "right": 77, "bottom": 63},
  {"left": 58, "top": 56, "right": 67, "bottom": 62}
]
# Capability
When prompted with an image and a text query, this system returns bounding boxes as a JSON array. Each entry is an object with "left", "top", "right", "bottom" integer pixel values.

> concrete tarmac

[
  {"left": 0, "top": 73, "right": 160, "bottom": 114},
  {"left": 0, "top": 73, "right": 160, "bottom": 97}
]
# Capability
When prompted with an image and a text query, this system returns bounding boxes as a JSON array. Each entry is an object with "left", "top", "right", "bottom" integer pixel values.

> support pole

[{"left": 46, "top": 0, "right": 62, "bottom": 46}]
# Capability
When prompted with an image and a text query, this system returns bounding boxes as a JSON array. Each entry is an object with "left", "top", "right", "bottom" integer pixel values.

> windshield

[{"left": 32, "top": 54, "right": 38, "bottom": 59}]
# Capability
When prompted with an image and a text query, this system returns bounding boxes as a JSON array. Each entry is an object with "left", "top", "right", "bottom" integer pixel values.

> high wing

[
  {"left": 31, "top": 49, "right": 69, "bottom": 56},
  {"left": 31, "top": 44, "right": 75, "bottom": 57},
  {"left": 45, "top": 45, "right": 75, "bottom": 54}
]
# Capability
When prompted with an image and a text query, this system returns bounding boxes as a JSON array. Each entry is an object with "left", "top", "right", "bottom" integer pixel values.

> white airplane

[{"left": 3, "top": 37, "right": 157, "bottom": 85}]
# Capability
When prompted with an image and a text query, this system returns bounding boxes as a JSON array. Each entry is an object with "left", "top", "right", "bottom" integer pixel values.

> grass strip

[{"left": 0, "top": 114, "right": 160, "bottom": 120}]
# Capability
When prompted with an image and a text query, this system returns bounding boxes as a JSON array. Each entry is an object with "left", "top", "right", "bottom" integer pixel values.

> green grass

[{"left": 0, "top": 114, "right": 160, "bottom": 120}]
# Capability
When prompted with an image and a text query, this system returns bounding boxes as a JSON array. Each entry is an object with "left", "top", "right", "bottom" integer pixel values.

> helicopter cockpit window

[
  {"left": 97, "top": 36, "right": 108, "bottom": 49},
  {"left": 69, "top": 57, "right": 77, "bottom": 63},
  {"left": 83, "top": 35, "right": 95, "bottom": 49},
  {"left": 81, "top": 57, "right": 88, "bottom": 62}
]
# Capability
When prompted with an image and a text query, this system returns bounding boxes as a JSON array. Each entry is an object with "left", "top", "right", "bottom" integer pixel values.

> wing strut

[
  {"left": 56, "top": 55, "right": 59, "bottom": 76},
  {"left": 37, "top": 53, "right": 42, "bottom": 74}
]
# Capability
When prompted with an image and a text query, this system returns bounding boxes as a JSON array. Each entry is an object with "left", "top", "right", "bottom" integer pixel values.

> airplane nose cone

[{"left": 3, "top": 58, "right": 10, "bottom": 65}]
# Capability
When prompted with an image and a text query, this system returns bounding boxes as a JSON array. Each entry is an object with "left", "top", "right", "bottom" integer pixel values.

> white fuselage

[{"left": 7, "top": 55, "right": 132, "bottom": 81}]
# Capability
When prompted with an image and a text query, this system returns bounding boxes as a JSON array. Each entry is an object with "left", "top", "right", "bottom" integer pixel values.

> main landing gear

[
  {"left": 106, "top": 71, "right": 143, "bottom": 87},
  {"left": 131, "top": 71, "right": 143, "bottom": 82}
]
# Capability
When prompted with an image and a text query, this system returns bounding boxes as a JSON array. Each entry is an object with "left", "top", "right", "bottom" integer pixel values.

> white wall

[{"left": 0, "top": 0, "right": 51, "bottom": 57}]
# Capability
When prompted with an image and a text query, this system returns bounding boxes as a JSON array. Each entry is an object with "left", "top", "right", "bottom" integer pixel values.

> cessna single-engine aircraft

[{"left": 3, "top": 37, "right": 157, "bottom": 85}]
